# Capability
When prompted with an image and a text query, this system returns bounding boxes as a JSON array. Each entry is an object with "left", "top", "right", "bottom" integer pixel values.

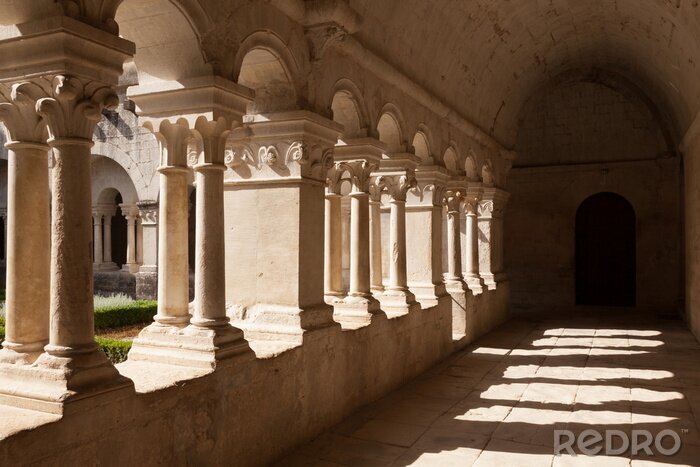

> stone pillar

[
  {"left": 225, "top": 111, "right": 341, "bottom": 341},
  {"left": 445, "top": 189, "right": 465, "bottom": 284},
  {"left": 92, "top": 211, "right": 104, "bottom": 267},
  {"left": 136, "top": 217, "right": 144, "bottom": 265},
  {"left": 135, "top": 201, "right": 158, "bottom": 299},
  {"left": 368, "top": 186, "right": 384, "bottom": 294},
  {"left": 323, "top": 189, "right": 344, "bottom": 302},
  {"left": 464, "top": 186, "right": 485, "bottom": 293},
  {"left": 101, "top": 206, "right": 118, "bottom": 271},
  {"left": 187, "top": 117, "right": 249, "bottom": 365},
  {"left": 478, "top": 187, "right": 510, "bottom": 290},
  {"left": 0, "top": 14, "right": 134, "bottom": 412},
  {"left": 406, "top": 166, "right": 450, "bottom": 308},
  {"left": 121, "top": 204, "right": 139, "bottom": 273},
  {"left": 0, "top": 90, "right": 51, "bottom": 364},
  {"left": 330, "top": 139, "right": 386, "bottom": 324},
  {"left": 374, "top": 171, "right": 418, "bottom": 314}
]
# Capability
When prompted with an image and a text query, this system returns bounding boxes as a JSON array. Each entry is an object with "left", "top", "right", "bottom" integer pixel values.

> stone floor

[{"left": 276, "top": 311, "right": 700, "bottom": 466}]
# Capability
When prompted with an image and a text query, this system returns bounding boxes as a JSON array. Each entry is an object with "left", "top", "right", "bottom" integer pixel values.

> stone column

[
  {"left": 330, "top": 144, "right": 385, "bottom": 324},
  {"left": 92, "top": 211, "right": 104, "bottom": 267},
  {"left": 445, "top": 189, "right": 464, "bottom": 284},
  {"left": 100, "top": 206, "right": 118, "bottom": 271},
  {"left": 186, "top": 117, "right": 249, "bottom": 364},
  {"left": 324, "top": 186, "right": 344, "bottom": 302},
  {"left": 478, "top": 187, "right": 510, "bottom": 290},
  {"left": 406, "top": 166, "right": 450, "bottom": 308},
  {"left": 0, "top": 87, "right": 51, "bottom": 364},
  {"left": 369, "top": 186, "right": 384, "bottom": 294},
  {"left": 136, "top": 217, "right": 144, "bottom": 265},
  {"left": 464, "top": 186, "right": 485, "bottom": 293},
  {"left": 121, "top": 204, "right": 139, "bottom": 273},
  {"left": 32, "top": 75, "right": 132, "bottom": 410},
  {"left": 375, "top": 171, "right": 418, "bottom": 313}
]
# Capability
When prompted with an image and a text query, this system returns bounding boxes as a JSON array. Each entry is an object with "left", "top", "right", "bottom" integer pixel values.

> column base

[
  {"left": 230, "top": 303, "right": 340, "bottom": 345},
  {"left": 465, "top": 275, "right": 486, "bottom": 295},
  {"left": 377, "top": 287, "right": 419, "bottom": 316},
  {"left": 324, "top": 292, "right": 346, "bottom": 306},
  {"left": 128, "top": 322, "right": 252, "bottom": 369},
  {"left": 333, "top": 294, "right": 385, "bottom": 328},
  {"left": 409, "top": 282, "right": 448, "bottom": 309},
  {"left": 0, "top": 349, "right": 134, "bottom": 415},
  {"left": 122, "top": 263, "right": 140, "bottom": 274},
  {"left": 479, "top": 272, "right": 508, "bottom": 291}
]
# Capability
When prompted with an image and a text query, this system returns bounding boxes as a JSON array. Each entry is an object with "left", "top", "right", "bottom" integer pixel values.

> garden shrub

[
  {"left": 93, "top": 300, "right": 157, "bottom": 329},
  {"left": 95, "top": 337, "right": 132, "bottom": 364}
]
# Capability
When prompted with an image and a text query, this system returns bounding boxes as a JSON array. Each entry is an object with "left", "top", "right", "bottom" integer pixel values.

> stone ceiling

[{"left": 350, "top": 0, "right": 700, "bottom": 147}]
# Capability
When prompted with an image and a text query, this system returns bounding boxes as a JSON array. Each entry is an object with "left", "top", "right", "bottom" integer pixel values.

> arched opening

[
  {"left": 331, "top": 91, "right": 364, "bottom": 142},
  {"left": 238, "top": 47, "right": 296, "bottom": 114},
  {"left": 443, "top": 147, "right": 459, "bottom": 174},
  {"left": 377, "top": 112, "right": 403, "bottom": 153},
  {"left": 412, "top": 132, "right": 431, "bottom": 165},
  {"left": 575, "top": 192, "right": 636, "bottom": 307}
]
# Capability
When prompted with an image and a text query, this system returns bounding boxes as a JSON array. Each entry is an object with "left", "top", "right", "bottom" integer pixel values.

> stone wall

[
  {"left": 0, "top": 300, "right": 454, "bottom": 466},
  {"left": 506, "top": 81, "right": 682, "bottom": 315}
]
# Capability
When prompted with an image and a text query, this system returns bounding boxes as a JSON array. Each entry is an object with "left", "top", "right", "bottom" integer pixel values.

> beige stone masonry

[
  {"left": 406, "top": 165, "right": 450, "bottom": 309},
  {"left": 225, "top": 111, "right": 343, "bottom": 341},
  {"left": 478, "top": 187, "right": 510, "bottom": 290},
  {"left": 464, "top": 184, "right": 486, "bottom": 294}
]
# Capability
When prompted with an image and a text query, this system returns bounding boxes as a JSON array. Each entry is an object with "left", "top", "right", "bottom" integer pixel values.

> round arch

[{"left": 377, "top": 106, "right": 405, "bottom": 153}]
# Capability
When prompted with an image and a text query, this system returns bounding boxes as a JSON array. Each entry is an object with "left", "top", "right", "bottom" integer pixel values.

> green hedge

[
  {"left": 0, "top": 317, "right": 5, "bottom": 342},
  {"left": 94, "top": 301, "right": 157, "bottom": 330},
  {"left": 95, "top": 337, "right": 132, "bottom": 364}
]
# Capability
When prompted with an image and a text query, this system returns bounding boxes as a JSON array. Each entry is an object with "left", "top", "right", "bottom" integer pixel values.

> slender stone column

[
  {"left": 445, "top": 190, "right": 464, "bottom": 283},
  {"left": 374, "top": 171, "right": 417, "bottom": 313},
  {"left": 122, "top": 205, "right": 138, "bottom": 273},
  {"left": 136, "top": 218, "right": 144, "bottom": 265},
  {"left": 156, "top": 165, "right": 190, "bottom": 325},
  {"left": 0, "top": 141, "right": 50, "bottom": 362},
  {"left": 324, "top": 191, "right": 344, "bottom": 300},
  {"left": 464, "top": 192, "right": 484, "bottom": 293},
  {"left": 338, "top": 159, "right": 381, "bottom": 319},
  {"left": 102, "top": 210, "right": 115, "bottom": 268},
  {"left": 92, "top": 211, "right": 104, "bottom": 266},
  {"left": 134, "top": 201, "right": 158, "bottom": 300},
  {"left": 369, "top": 187, "right": 384, "bottom": 294}
]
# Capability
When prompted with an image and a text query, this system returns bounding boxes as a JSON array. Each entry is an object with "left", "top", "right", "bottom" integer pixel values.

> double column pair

[
  {"left": 128, "top": 116, "right": 249, "bottom": 368},
  {"left": 325, "top": 141, "right": 418, "bottom": 320},
  {"left": 0, "top": 75, "right": 133, "bottom": 410},
  {"left": 444, "top": 184, "right": 484, "bottom": 294}
]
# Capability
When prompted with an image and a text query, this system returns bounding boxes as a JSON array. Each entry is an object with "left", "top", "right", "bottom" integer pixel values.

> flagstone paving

[{"left": 276, "top": 311, "right": 700, "bottom": 466}]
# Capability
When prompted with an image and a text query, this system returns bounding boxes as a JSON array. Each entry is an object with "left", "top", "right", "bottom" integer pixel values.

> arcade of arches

[{"left": 0, "top": 1, "right": 699, "bottom": 465}]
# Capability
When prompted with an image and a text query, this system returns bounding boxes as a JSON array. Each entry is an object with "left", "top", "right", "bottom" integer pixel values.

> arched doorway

[{"left": 575, "top": 192, "right": 636, "bottom": 306}]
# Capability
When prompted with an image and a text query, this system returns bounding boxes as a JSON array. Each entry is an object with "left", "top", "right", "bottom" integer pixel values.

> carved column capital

[
  {"left": 0, "top": 82, "right": 49, "bottom": 146},
  {"left": 136, "top": 201, "right": 159, "bottom": 226},
  {"left": 336, "top": 160, "right": 378, "bottom": 194},
  {"left": 143, "top": 119, "right": 193, "bottom": 169},
  {"left": 191, "top": 116, "right": 232, "bottom": 167},
  {"left": 32, "top": 75, "right": 119, "bottom": 144},
  {"left": 444, "top": 189, "right": 465, "bottom": 214},
  {"left": 478, "top": 188, "right": 510, "bottom": 219},
  {"left": 374, "top": 170, "right": 418, "bottom": 202}
]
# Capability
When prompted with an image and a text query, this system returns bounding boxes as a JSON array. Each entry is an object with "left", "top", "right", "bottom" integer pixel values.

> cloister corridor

[{"left": 278, "top": 311, "right": 700, "bottom": 467}]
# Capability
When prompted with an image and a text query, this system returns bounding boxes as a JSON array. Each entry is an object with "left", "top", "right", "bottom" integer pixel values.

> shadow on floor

[{"left": 275, "top": 310, "right": 700, "bottom": 466}]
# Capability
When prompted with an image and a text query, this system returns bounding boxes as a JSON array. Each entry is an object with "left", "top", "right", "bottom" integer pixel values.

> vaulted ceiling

[{"left": 350, "top": 0, "right": 700, "bottom": 147}]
